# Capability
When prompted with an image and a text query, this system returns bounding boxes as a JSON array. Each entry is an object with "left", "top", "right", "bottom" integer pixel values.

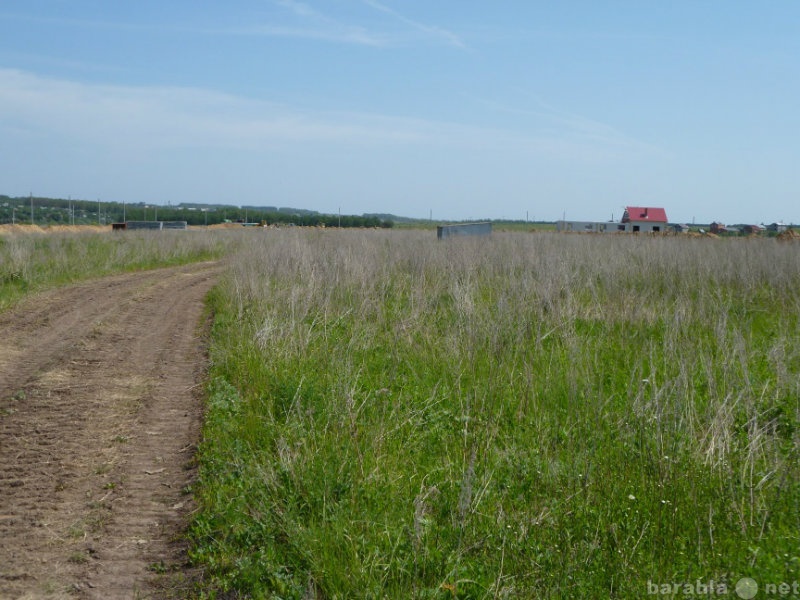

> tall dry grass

[
  {"left": 0, "top": 229, "right": 225, "bottom": 310},
  {"left": 194, "top": 230, "right": 800, "bottom": 598}
]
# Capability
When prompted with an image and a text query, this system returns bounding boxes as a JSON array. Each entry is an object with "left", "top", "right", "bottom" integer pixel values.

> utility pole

[
  {"left": 98, "top": 198, "right": 101, "bottom": 225},
  {"left": 123, "top": 199, "right": 126, "bottom": 222},
  {"left": 338, "top": 206, "right": 341, "bottom": 228},
  {"left": 30, "top": 193, "right": 34, "bottom": 225}
]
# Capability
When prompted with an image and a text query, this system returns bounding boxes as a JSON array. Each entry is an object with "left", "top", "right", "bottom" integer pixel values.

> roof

[{"left": 622, "top": 206, "right": 668, "bottom": 223}]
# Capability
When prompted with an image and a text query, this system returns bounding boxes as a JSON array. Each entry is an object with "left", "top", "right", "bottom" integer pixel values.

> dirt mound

[
  {"left": 0, "top": 224, "right": 107, "bottom": 236},
  {"left": 777, "top": 228, "right": 799, "bottom": 241},
  {"left": 204, "top": 222, "right": 245, "bottom": 229}
]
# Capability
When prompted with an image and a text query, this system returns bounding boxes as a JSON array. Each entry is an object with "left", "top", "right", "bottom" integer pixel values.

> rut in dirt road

[{"left": 0, "top": 262, "right": 220, "bottom": 599}]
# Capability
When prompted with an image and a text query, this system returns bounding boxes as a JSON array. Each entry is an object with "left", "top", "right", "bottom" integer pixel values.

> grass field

[
  {"left": 192, "top": 229, "right": 800, "bottom": 598},
  {"left": 0, "top": 226, "right": 223, "bottom": 310},
  {"left": 2, "top": 227, "right": 797, "bottom": 597}
]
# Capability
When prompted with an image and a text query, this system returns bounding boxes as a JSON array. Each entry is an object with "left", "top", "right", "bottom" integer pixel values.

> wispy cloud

[
  {"left": 260, "top": 0, "right": 464, "bottom": 48},
  {"left": 0, "top": 68, "right": 657, "bottom": 166},
  {"left": 0, "top": 4, "right": 463, "bottom": 49},
  {"left": 275, "top": 0, "right": 323, "bottom": 20},
  {"left": 0, "top": 68, "right": 671, "bottom": 216},
  {"left": 0, "top": 68, "right": 430, "bottom": 150},
  {"left": 227, "top": 23, "right": 386, "bottom": 46},
  {"left": 0, "top": 7, "right": 386, "bottom": 47},
  {"left": 474, "top": 93, "right": 665, "bottom": 158},
  {"left": 0, "top": 50, "right": 121, "bottom": 74},
  {"left": 360, "top": 0, "right": 466, "bottom": 48},
  {"left": 0, "top": 11, "right": 174, "bottom": 33},
  {"left": 257, "top": 0, "right": 387, "bottom": 46},
  {"left": 268, "top": 0, "right": 386, "bottom": 46}
]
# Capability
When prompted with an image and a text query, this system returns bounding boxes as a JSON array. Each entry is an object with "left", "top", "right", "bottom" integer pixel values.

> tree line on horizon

[{"left": 0, "top": 195, "right": 393, "bottom": 229}]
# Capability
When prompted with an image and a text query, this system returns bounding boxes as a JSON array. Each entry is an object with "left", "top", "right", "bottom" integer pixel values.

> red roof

[{"left": 623, "top": 206, "right": 668, "bottom": 223}]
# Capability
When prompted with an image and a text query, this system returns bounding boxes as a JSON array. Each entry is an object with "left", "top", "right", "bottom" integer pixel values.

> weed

[
  {"left": 67, "top": 552, "right": 89, "bottom": 564},
  {"left": 148, "top": 561, "right": 169, "bottom": 574},
  {"left": 94, "top": 463, "right": 113, "bottom": 475}
]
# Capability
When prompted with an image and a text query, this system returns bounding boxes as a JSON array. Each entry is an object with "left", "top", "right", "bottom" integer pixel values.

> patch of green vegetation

[
  {"left": 68, "top": 551, "right": 90, "bottom": 565},
  {"left": 0, "top": 230, "right": 227, "bottom": 311},
  {"left": 192, "top": 231, "right": 800, "bottom": 598}
]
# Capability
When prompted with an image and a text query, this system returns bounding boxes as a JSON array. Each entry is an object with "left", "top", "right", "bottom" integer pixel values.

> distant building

[
  {"left": 672, "top": 223, "right": 691, "bottom": 233},
  {"left": 437, "top": 222, "right": 492, "bottom": 240},
  {"left": 767, "top": 222, "right": 787, "bottom": 233},
  {"left": 555, "top": 220, "right": 628, "bottom": 233},
  {"left": 162, "top": 221, "right": 188, "bottom": 230},
  {"left": 117, "top": 221, "right": 188, "bottom": 231},
  {"left": 556, "top": 206, "right": 668, "bottom": 234},
  {"left": 710, "top": 222, "right": 727, "bottom": 234},
  {"left": 742, "top": 224, "right": 765, "bottom": 235},
  {"left": 621, "top": 206, "right": 668, "bottom": 233},
  {"left": 126, "top": 221, "right": 163, "bottom": 230}
]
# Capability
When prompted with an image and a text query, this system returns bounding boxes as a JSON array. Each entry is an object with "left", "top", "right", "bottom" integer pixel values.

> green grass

[
  {"left": 3, "top": 227, "right": 795, "bottom": 596},
  {"left": 0, "top": 229, "right": 225, "bottom": 310},
  {"left": 191, "top": 230, "right": 800, "bottom": 598}
]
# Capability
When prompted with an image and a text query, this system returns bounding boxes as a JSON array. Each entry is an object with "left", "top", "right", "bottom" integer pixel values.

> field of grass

[
  {"left": 192, "top": 230, "right": 800, "bottom": 598},
  {"left": 2, "top": 227, "right": 797, "bottom": 597},
  {"left": 0, "top": 227, "right": 224, "bottom": 310}
]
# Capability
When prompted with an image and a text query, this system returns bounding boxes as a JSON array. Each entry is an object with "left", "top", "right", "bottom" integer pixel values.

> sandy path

[{"left": 0, "top": 262, "right": 219, "bottom": 599}]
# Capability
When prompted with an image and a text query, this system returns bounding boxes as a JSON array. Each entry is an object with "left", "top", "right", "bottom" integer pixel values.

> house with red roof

[{"left": 621, "top": 207, "right": 668, "bottom": 232}]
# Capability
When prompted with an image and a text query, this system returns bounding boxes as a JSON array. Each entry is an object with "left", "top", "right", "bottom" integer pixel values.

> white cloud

[
  {"left": 0, "top": 4, "right": 462, "bottom": 49},
  {"left": 275, "top": 0, "right": 321, "bottom": 20},
  {"left": 360, "top": 0, "right": 466, "bottom": 48},
  {"left": 231, "top": 23, "right": 386, "bottom": 46},
  {"left": 260, "top": 0, "right": 464, "bottom": 48},
  {"left": 0, "top": 68, "right": 660, "bottom": 169},
  {"left": 0, "top": 68, "right": 431, "bottom": 150},
  {"left": 473, "top": 93, "right": 665, "bottom": 159},
  {"left": 0, "top": 7, "right": 387, "bottom": 48},
  {"left": 261, "top": 0, "right": 388, "bottom": 46}
]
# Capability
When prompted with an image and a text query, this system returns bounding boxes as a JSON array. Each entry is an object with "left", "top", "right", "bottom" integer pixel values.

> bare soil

[{"left": 0, "top": 262, "right": 219, "bottom": 599}]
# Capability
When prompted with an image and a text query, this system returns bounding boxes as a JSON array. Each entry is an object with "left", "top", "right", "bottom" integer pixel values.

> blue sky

[{"left": 1, "top": 1, "right": 798, "bottom": 223}]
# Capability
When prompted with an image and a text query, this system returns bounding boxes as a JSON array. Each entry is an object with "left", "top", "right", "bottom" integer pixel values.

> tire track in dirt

[{"left": 0, "top": 262, "right": 220, "bottom": 599}]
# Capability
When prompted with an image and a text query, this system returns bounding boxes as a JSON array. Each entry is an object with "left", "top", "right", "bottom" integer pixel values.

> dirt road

[{"left": 0, "top": 262, "right": 219, "bottom": 599}]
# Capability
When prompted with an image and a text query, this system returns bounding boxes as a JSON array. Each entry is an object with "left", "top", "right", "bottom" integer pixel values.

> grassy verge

[
  {"left": 192, "top": 230, "right": 800, "bottom": 598},
  {"left": 0, "top": 228, "right": 225, "bottom": 310}
]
